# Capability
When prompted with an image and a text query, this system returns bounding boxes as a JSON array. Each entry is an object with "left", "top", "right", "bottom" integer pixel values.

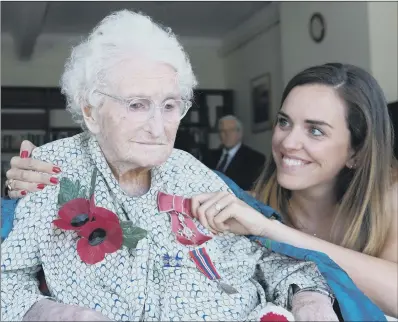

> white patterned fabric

[{"left": 1, "top": 133, "right": 332, "bottom": 321}]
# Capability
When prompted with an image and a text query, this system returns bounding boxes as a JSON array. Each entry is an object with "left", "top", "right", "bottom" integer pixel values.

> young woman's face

[{"left": 272, "top": 84, "right": 355, "bottom": 193}]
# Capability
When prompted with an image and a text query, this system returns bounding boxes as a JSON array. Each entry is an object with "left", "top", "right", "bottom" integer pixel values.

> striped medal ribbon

[{"left": 188, "top": 247, "right": 238, "bottom": 295}]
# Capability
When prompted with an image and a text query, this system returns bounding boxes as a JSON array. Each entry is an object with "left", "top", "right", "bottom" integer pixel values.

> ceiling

[
  {"left": 1, "top": 1, "right": 270, "bottom": 37},
  {"left": 1, "top": 1, "right": 270, "bottom": 60}
]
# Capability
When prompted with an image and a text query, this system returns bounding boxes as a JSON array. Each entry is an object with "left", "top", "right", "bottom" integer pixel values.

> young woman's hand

[
  {"left": 191, "top": 191, "right": 270, "bottom": 237},
  {"left": 5, "top": 140, "right": 61, "bottom": 199}
]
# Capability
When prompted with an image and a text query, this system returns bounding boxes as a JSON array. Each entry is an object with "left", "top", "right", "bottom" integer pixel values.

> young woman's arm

[
  {"left": 260, "top": 184, "right": 398, "bottom": 318},
  {"left": 192, "top": 183, "right": 398, "bottom": 318},
  {"left": 263, "top": 216, "right": 397, "bottom": 317}
]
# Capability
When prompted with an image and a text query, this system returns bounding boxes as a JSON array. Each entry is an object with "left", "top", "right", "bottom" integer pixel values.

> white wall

[
  {"left": 280, "top": 1, "right": 371, "bottom": 86},
  {"left": 279, "top": 1, "right": 398, "bottom": 103},
  {"left": 1, "top": 33, "right": 226, "bottom": 89},
  {"left": 221, "top": 2, "right": 282, "bottom": 156},
  {"left": 220, "top": 1, "right": 397, "bottom": 158},
  {"left": 368, "top": 1, "right": 398, "bottom": 103},
  {"left": 183, "top": 37, "right": 226, "bottom": 90},
  {"left": 1, "top": 33, "right": 227, "bottom": 129}
]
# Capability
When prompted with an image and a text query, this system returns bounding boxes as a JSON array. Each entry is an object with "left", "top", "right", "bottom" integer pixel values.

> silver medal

[
  {"left": 218, "top": 281, "right": 238, "bottom": 294},
  {"left": 177, "top": 213, "right": 195, "bottom": 240}
]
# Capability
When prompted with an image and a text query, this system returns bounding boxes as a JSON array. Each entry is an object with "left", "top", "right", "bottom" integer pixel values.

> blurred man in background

[{"left": 204, "top": 115, "right": 265, "bottom": 190}]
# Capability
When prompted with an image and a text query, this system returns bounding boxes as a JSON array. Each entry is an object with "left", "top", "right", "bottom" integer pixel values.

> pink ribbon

[{"left": 157, "top": 192, "right": 211, "bottom": 246}]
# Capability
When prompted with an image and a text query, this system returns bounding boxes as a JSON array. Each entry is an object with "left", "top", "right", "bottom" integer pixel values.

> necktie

[{"left": 217, "top": 151, "right": 229, "bottom": 172}]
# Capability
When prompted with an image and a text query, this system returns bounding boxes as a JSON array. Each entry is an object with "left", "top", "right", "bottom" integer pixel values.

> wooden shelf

[
  {"left": 2, "top": 113, "right": 48, "bottom": 130},
  {"left": 1, "top": 149, "right": 20, "bottom": 154},
  {"left": 50, "top": 127, "right": 81, "bottom": 132}
]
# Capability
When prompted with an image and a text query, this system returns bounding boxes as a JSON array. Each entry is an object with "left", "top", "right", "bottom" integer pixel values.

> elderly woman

[{"left": 1, "top": 10, "right": 382, "bottom": 322}]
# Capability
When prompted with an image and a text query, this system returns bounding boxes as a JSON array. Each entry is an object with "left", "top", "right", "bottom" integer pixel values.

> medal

[
  {"left": 158, "top": 192, "right": 212, "bottom": 246},
  {"left": 188, "top": 247, "right": 238, "bottom": 295},
  {"left": 217, "top": 281, "right": 238, "bottom": 294}
]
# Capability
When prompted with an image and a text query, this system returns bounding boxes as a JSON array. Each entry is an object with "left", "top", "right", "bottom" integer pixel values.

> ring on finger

[
  {"left": 215, "top": 203, "right": 223, "bottom": 212},
  {"left": 6, "top": 179, "right": 14, "bottom": 191}
]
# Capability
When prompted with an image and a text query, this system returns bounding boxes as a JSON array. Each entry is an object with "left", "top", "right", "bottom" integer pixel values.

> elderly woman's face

[{"left": 93, "top": 59, "right": 182, "bottom": 169}]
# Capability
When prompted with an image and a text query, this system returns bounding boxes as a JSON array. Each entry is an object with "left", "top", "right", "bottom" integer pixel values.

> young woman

[
  {"left": 190, "top": 63, "right": 398, "bottom": 318},
  {"left": 4, "top": 63, "right": 398, "bottom": 319}
]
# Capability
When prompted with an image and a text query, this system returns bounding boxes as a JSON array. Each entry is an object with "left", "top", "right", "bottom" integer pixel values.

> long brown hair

[{"left": 254, "top": 63, "right": 397, "bottom": 256}]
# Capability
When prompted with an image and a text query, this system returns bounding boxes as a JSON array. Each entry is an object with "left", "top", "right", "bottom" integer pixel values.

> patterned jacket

[{"left": 1, "top": 133, "right": 331, "bottom": 321}]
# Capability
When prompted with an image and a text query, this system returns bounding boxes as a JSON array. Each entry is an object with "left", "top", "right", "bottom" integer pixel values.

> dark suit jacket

[{"left": 203, "top": 144, "right": 266, "bottom": 190}]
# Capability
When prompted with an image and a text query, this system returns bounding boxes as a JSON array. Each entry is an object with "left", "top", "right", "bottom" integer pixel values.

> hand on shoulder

[{"left": 5, "top": 140, "right": 61, "bottom": 199}]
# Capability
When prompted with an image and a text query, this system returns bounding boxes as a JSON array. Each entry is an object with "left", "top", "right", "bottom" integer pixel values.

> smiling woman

[
  {"left": 258, "top": 63, "right": 397, "bottom": 254},
  {"left": 250, "top": 63, "right": 398, "bottom": 317},
  {"left": 183, "top": 63, "right": 398, "bottom": 319},
  {"left": 272, "top": 84, "right": 354, "bottom": 194}
]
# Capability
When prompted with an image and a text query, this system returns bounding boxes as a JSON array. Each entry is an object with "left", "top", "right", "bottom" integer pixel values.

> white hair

[
  {"left": 218, "top": 115, "right": 243, "bottom": 132},
  {"left": 60, "top": 10, "right": 198, "bottom": 129}
]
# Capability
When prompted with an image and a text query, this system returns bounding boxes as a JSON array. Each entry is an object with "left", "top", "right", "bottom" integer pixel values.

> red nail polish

[
  {"left": 37, "top": 184, "right": 46, "bottom": 189},
  {"left": 20, "top": 150, "right": 29, "bottom": 158},
  {"left": 21, "top": 190, "right": 27, "bottom": 196},
  {"left": 50, "top": 177, "right": 59, "bottom": 184},
  {"left": 52, "top": 167, "right": 62, "bottom": 174}
]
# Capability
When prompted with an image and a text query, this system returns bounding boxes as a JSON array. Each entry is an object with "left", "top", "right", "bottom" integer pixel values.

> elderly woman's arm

[
  {"left": 22, "top": 299, "right": 111, "bottom": 321},
  {"left": 256, "top": 250, "right": 338, "bottom": 321},
  {"left": 1, "top": 192, "right": 49, "bottom": 320},
  {"left": 1, "top": 189, "right": 110, "bottom": 321}
]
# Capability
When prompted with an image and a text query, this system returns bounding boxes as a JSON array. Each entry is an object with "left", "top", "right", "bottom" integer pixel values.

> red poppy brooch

[{"left": 52, "top": 170, "right": 147, "bottom": 264}]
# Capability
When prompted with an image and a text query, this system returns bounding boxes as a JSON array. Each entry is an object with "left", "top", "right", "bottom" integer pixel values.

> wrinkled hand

[
  {"left": 292, "top": 292, "right": 338, "bottom": 321},
  {"left": 6, "top": 140, "right": 61, "bottom": 199},
  {"left": 191, "top": 191, "right": 269, "bottom": 236},
  {"left": 23, "top": 299, "right": 112, "bottom": 321}
]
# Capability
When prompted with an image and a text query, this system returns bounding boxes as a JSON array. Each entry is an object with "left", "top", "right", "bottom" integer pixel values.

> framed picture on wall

[{"left": 251, "top": 73, "right": 272, "bottom": 133}]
